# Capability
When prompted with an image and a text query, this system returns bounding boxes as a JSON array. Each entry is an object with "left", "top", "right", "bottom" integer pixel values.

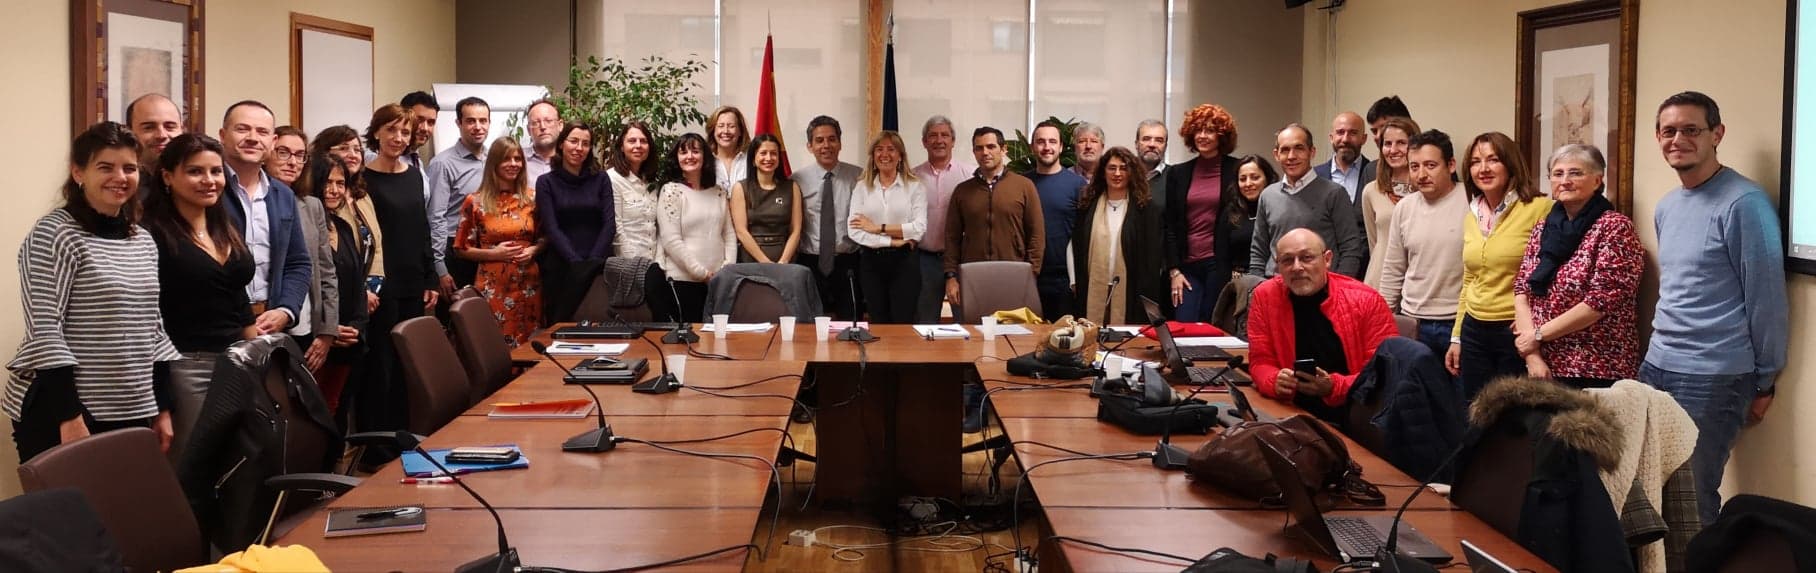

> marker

[{"left": 400, "top": 476, "right": 455, "bottom": 485}]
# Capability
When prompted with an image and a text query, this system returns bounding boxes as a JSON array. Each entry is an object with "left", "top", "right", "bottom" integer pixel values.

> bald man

[
  {"left": 126, "top": 94, "right": 184, "bottom": 196},
  {"left": 1314, "top": 112, "right": 1375, "bottom": 206},
  {"left": 1244, "top": 229, "right": 1397, "bottom": 423}
]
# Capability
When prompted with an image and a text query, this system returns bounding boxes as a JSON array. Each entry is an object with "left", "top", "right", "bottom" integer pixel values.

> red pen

[{"left": 400, "top": 476, "right": 455, "bottom": 485}]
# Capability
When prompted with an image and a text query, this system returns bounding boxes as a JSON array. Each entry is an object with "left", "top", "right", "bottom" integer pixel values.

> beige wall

[
  {"left": 0, "top": 0, "right": 455, "bottom": 499},
  {"left": 1308, "top": 0, "right": 1810, "bottom": 504},
  {"left": 456, "top": 0, "right": 571, "bottom": 88},
  {"left": 1188, "top": 0, "right": 1305, "bottom": 161}
]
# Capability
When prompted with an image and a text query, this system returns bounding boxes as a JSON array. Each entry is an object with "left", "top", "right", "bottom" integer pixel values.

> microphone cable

[{"left": 612, "top": 437, "right": 786, "bottom": 559}]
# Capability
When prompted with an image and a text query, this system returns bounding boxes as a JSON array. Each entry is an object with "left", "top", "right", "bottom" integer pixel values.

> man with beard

[
  {"left": 1023, "top": 119, "right": 1086, "bottom": 321},
  {"left": 1315, "top": 111, "right": 1376, "bottom": 208},
  {"left": 1135, "top": 118, "right": 1170, "bottom": 212}
]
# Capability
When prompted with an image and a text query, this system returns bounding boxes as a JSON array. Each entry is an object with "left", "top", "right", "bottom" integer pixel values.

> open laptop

[
  {"left": 1259, "top": 441, "right": 1453, "bottom": 564},
  {"left": 1461, "top": 540, "right": 1517, "bottom": 573},
  {"left": 1139, "top": 296, "right": 1234, "bottom": 363},
  {"left": 1139, "top": 297, "right": 1247, "bottom": 386}
]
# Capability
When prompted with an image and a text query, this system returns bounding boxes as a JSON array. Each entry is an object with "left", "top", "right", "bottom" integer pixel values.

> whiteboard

[
  {"left": 300, "top": 29, "right": 374, "bottom": 137},
  {"left": 429, "top": 83, "right": 551, "bottom": 156}
]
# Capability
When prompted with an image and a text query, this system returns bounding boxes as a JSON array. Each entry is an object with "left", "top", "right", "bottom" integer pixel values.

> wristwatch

[
  {"left": 944, "top": 271, "right": 959, "bottom": 280},
  {"left": 1534, "top": 324, "right": 1545, "bottom": 342}
]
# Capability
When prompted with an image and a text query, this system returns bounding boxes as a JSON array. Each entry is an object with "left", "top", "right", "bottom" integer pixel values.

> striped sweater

[{"left": 4, "top": 209, "right": 182, "bottom": 422}]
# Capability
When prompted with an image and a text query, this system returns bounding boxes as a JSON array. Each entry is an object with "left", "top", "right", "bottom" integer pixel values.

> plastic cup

[
  {"left": 665, "top": 354, "right": 687, "bottom": 384},
  {"left": 981, "top": 316, "right": 998, "bottom": 341},
  {"left": 814, "top": 316, "right": 832, "bottom": 341},
  {"left": 712, "top": 314, "right": 730, "bottom": 338},
  {"left": 779, "top": 316, "right": 797, "bottom": 341}
]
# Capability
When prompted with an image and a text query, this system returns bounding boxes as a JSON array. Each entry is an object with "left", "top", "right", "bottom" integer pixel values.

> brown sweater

[{"left": 942, "top": 170, "right": 1046, "bottom": 274}]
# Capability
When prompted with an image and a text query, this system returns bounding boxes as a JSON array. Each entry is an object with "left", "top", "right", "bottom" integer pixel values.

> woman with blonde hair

[
  {"left": 707, "top": 106, "right": 750, "bottom": 191},
  {"left": 847, "top": 131, "right": 926, "bottom": 323},
  {"left": 456, "top": 137, "right": 543, "bottom": 345}
]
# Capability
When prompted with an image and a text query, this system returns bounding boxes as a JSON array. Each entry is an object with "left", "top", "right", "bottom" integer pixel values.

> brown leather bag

[{"left": 1185, "top": 414, "right": 1384, "bottom": 506}]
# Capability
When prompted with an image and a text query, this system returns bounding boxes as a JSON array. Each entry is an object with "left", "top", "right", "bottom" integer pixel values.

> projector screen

[{"left": 1786, "top": 0, "right": 1816, "bottom": 274}]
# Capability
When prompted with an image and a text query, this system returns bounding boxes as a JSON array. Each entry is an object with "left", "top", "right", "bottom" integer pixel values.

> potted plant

[
  {"left": 508, "top": 55, "right": 710, "bottom": 171},
  {"left": 1005, "top": 116, "right": 1081, "bottom": 173}
]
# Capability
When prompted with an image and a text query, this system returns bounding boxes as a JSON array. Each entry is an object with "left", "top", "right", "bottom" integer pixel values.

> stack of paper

[
  {"left": 991, "top": 324, "right": 1034, "bottom": 336},
  {"left": 699, "top": 323, "right": 776, "bottom": 333},
  {"left": 912, "top": 325, "right": 972, "bottom": 339},
  {"left": 544, "top": 342, "right": 629, "bottom": 355}
]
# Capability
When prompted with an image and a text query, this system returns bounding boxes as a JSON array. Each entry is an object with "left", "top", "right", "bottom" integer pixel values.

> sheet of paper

[
  {"left": 699, "top": 323, "right": 777, "bottom": 333},
  {"left": 1096, "top": 351, "right": 1156, "bottom": 374},
  {"left": 913, "top": 325, "right": 973, "bottom": 339},
  {"left": 544, "top": 342, "right": 630, "bottom": 355},
  {"left": 991, "top": 324, "right": 1034, "bottom": 336},
  {"left": 1175, "top": 336, "right": 1248, "bottom": 349}
]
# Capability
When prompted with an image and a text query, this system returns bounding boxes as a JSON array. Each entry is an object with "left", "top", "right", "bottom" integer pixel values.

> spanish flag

[{"left": 752, "top": 34, "right": 792, "bottom": 178}]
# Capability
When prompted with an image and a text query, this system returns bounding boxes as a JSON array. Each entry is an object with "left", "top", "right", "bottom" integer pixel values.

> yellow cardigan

[{"left": 1452, "top": 196, "right": 1554, "bottom": 337}]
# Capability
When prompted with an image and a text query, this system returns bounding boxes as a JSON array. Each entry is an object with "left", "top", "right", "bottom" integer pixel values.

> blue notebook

[{"left": 399, "top": 446, "right": 530, "bottom": 477}]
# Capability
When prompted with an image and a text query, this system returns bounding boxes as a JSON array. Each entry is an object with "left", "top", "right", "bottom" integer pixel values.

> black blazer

[
  {"left": 1162, "top": 155, "right": 1242, "bottom": 271},
  {"left": 1070, "top": 193, "right": 1166, "bottom": 322}
]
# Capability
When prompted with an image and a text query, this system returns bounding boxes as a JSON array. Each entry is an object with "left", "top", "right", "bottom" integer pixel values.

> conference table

[{"left": 276, "top": 323, "right": 1553, "bottom": 572}]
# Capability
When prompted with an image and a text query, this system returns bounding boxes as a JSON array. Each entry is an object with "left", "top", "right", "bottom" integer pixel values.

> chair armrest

[{"left": 265, "top": 472, "right": 362, "bottom": 494}]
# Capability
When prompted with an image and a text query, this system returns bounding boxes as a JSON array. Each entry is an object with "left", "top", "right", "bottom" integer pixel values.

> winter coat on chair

[{"left": 1345, "top": 336, "right": 1467, "bottom": 482}]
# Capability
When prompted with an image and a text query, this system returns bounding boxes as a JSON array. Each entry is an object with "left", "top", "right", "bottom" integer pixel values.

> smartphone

[
  {"left": 1292, "top": 358, "right": 1319, "bottom": 374},
  {"left": 446, "top": 446, "right": 520, "bottom": 464}
]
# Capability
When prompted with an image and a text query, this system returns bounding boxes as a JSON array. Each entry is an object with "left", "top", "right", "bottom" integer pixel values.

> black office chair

[{"left": 0, "top": 488, "right": 124, "bottom": 572}]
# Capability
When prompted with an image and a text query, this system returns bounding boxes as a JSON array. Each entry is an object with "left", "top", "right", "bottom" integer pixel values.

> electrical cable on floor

[
  {"left": 1008, "top": 451, "right": 1154, "bottom": 566},
  {"left": 808, "top": 521, "right": 986, "bottom": 562}
]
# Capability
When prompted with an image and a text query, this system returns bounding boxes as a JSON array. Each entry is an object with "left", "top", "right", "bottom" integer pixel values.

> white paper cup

[
  {"left": 814, "top": 316, "right": 832, "bottom": 341},
  {"left": 1103, "top": 353, "right": 1124, "bottom": 375},
  {"left": 712, "top": 314, "right": 730, "bottom": 338},
  {"left": 665, "top": 354, "right": 687, "bottom": 384},
  {"left": 779, "top": 316, "right": 797, "bottom": 341},
  {"left": 981, "top": 316, "right": 998, "bottom": 340}
]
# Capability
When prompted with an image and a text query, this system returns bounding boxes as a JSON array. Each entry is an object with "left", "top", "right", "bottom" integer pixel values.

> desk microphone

[
  {"left": 529, "top": 341, "right": 617, "bottom": 452},
  {"left": 1097, "top": 276, "right": 1132, "bottom": 343},
  {"left": 836, "top": 269, "right": 875, "bottom": 342},
  {"left": 661, "top": 276, "right": 700, "bottom": 344},
  {"left": 392, "top": 430, "right": 521, "bottom": 573},
  {"left": 1376, "top": 427, "right": 1479, "bottom": 573},
  {"left": 631, "top": 333, "right": 681, "bottom": 394},
  {"left": 1152, "top": 355, "right": 1243, "bottom": 470}
]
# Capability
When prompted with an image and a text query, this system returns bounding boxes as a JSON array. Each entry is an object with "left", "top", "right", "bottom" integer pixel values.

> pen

[
  {"left": 938, "top": 326, "right": 971, "bottom": 340},
  {"left": 356, "top": 507, "right": 423, "bottom": 520},
  {"left": 400, "top": 476, "right": 455, "bottom": 485}
]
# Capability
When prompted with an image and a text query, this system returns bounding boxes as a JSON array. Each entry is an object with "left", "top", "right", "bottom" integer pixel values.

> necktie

[{"left": 819, "top": 171, "right": 836, "bottom": 275}]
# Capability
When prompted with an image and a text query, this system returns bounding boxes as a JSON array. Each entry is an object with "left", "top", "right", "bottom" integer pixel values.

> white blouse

[
  {"left": 847, "top": 175, "right": 928, "bottom": 248},
  {"left": 713, "top": 151, "right": 748, "bottom": 194},
  {"left": 609, "top": 169, "right": 660, "bottom": 261},
  {"left": 656, "top": 182, "right": 738, "bottom": 281}
]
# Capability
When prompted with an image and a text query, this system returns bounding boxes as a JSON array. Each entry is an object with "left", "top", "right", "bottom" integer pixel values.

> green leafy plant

[
  {"left": 508, "top": 55, "right": 710, "bottom": 171},
  {"left": 1005, "top": 116, "right": 1080, "bottom": 173}
]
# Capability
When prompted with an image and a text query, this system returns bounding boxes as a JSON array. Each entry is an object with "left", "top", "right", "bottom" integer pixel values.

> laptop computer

[
  {"left": 1139, "top": 297, "right": 1247, "bottom": 386},
  {"left": 1258, "top": 441, "right": 1453, "bottom": 564},
  {"left": 1139, "top": 296, "right": 1233, "bottom": 363},
  {"left": 1461, "top": 540, "right": 1517, "bottom": 573}
]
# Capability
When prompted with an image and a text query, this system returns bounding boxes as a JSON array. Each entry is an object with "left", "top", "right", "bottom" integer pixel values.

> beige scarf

[{"left": 1085, "top": 198, "right": 1127, "bottom": 324}]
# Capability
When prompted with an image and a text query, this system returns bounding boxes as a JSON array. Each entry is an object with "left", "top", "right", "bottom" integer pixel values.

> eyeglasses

[
  {"left": 329, "top": 143, "right": 364, "bottom": 155},
  {"left": 1658, "top": 125, "right": 1707, "bottom": 139},
  {"left": 272, "top": 149, "right": 305, "bottom": 164},
  {"left": 1274, "top": 252, "right": 1322, "bottom": 268}
]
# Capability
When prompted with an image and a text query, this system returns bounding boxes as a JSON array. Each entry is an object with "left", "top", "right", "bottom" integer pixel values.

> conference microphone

[
  {"left": 630, "top": 333, "right": 681, "bottom": 394},
  {"left": 1097, "top": 276, "right": 1132, "bottom": 343},
  {"left": 1152, "top": 355, "right": 1244, "bottom": 470},
  {"left": 836, "top": 269, "right": 876, "bottom": 342},
  {"left": 1375, "top": 426, "right": 1482, "bottom": 573},
  {"left": 529, "top": 341, "right": 617, "bottom": 452},
  {"left": 661, "top": 276, "right": 700, "bottom": 344},
  {"left": 392, "top": 430, "right": 522, "bottom": 573}
]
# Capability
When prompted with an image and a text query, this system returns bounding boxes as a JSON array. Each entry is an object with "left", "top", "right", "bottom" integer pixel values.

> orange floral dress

[{"left": 455, "top": 191, "right": 542, "bottom": 346}]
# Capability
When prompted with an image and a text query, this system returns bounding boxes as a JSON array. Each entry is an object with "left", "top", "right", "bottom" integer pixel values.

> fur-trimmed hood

[{"left": 1468, "top": 377, "right": 1622, "bottom": 471}]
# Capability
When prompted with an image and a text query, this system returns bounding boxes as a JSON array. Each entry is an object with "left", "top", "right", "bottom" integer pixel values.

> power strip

[
  {"left": 787, "top": 528, "right": 817, "bottom": 548},
  {"left": 1015, "top": 552, "right": 1039, "bottom": 573}
]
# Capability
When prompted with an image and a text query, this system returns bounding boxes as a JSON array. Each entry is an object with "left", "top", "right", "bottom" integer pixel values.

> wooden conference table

[{"left": 277, "top": 324, "right": 1551, "bottom": 572}]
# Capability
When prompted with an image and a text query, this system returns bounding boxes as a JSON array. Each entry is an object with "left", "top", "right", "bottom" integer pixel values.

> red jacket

[{"left": 1247, "top": 272, "right": 1398, "bottom": 407}]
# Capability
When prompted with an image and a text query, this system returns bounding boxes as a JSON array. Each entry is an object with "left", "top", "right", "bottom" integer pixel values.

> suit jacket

[
  {"left": 1313, "top": 156, "right": 1377, "bottom": 207},
  {"left": 295, "top": 196, "right": 340, "bottom": 337},
  {"left": 1161, "top": 155, "right": 1241, "bottom": 271},
  {"left": 224, "top": 167, "right": 313, "bottom": 320}
]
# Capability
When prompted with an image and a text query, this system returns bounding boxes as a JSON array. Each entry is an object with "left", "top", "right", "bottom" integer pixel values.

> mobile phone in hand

[{"left": 1292, "top": 358, "right": 1318, "bottom": 375}]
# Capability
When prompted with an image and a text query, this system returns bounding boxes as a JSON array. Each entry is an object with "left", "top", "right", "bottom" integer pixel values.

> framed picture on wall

[
  {"left": 1516, "top": 0, "right": 1638, "bottom": 213},
  {"left": 71, "top": 0, "right": 206, "bottom": 137}
]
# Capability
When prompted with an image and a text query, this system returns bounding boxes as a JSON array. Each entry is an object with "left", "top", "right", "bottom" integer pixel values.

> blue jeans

[
  {"left": 1414, "top": 318, "right": 1454, "bottom": 359},
  {"left": 917, "top": 251, "right": 946, "bottom": 324},
  {"left": 1173, "top": 258, "right": 1230, "bottom": 323},
  {"left": 1639, "top": 361, "right": 1757, "bottom": 525}
]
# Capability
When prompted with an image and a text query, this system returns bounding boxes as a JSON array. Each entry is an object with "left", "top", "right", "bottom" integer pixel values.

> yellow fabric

[
  {"left": 175, "top": 544, "right": 331, "bottom": 573},
  {"left": 990, "top": 308, "right": 1046, "bottom": 325},
  {"left": 1453, "top": 196, "right": 1553, "bottom": 337}
]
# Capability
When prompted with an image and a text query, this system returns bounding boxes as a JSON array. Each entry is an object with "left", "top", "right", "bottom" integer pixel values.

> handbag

[{"left": 1184, "top": 414, "right": 1384, "bottom": 506}]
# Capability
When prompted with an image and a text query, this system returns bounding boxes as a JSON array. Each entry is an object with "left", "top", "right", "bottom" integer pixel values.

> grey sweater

[{"left": 1247, "top": 176, "right": 1365, "bottom": 277}]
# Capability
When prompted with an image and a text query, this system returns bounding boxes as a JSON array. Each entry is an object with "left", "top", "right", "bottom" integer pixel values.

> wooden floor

[{"left": 744, "top": 416, "right": 1044, "bottom": 573}]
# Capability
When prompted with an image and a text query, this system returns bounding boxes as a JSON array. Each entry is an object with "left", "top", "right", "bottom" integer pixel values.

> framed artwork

[
  {"left": 290, "top": 13, "right": 375, "bottom": 136},
  {"left": 71, "top": 0, "right": 205, "bottom": 136},
  {"left": 1516, "top": 0, "right": 1639, "bottom": 213}
]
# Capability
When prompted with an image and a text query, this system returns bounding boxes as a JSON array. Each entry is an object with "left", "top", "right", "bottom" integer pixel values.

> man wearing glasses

[
  {"left": 523, "top": 99, "right": 561, "bottom": 184},
  {"left": 1644, "top": 91, "right": 1788, "bottom": 526},
  {"left": 1247, "top": 123, "right": 1365, "bottom": 278},
  {"left": 1245, "top": 228, "right": 1397, "bottom": 424}
]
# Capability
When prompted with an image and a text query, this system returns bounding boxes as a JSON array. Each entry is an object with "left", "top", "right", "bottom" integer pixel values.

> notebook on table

[
  {"left": 487, "top": 399, "right": 596, "bottom": 419},
  {"left": 324, "top": 506, "right": 427, "bottom": 537}
]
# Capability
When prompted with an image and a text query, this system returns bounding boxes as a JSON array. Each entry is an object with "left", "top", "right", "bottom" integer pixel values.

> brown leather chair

[
  {"left": 450, "top": 296, "right": 517, "bottom": 405},
  {"left": 728, "top": 281, "right": 789, "bottom": 323},
  {"left": 574, "top": 260, "right": 657, "bottom": 324},
  {"left": 18, "top": 427, "right": 207, "bottom": 572},
  {"left": 456, "top": 285, "right": 482, "bottom": 301},
  {"left": 957, "top": 261, "right": 1042, "bottom": 323},
  {"left": 1450, "top": 419, "right": 1537, "bottom": 538},
  {"left": 1393, "top": 314, "right": 1418, "bottom": 339},
  {"left": 392, "top": 316, "right": 475, "bottom": 435}
]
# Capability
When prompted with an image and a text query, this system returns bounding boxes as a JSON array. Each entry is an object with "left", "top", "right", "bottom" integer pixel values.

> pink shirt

[{"left": 912, "top": 158, "right": 975, "bottom": 253}]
